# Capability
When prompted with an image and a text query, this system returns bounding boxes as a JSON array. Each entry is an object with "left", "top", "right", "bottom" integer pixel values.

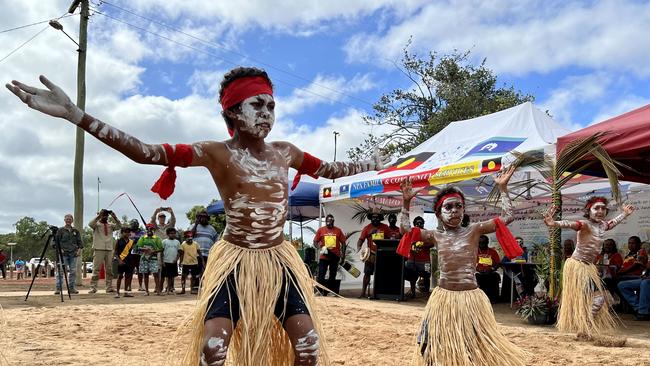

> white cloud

[
  {"left": 589, "top": 96, "right": 650, "bottom": 126},
  {"left": 344, "top": 0, "right": 650, "bottom": 76}
]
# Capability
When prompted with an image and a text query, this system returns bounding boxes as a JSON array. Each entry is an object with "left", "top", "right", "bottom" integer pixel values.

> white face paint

[
  {"left": 237, "top": 94, "right": 275, "bottom": 138},
  {"left": 439, "top": 197, "right": 464, "bottom": 228},
  {"left": 589, "top": 202, "right": 607, "bottom": 221}
]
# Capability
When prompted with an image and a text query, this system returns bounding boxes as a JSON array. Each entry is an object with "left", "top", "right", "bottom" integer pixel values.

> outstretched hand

[
  {"left": 623, "top": 204, "right": 636, "bottom": 217},
  {"left": 5, "top": 75, "right": 83, "bottom": 124},
  {"left": 542, "top": 206, "right": 557, "bottom": 227},
  {"left": 400, "top": 177, "right": 420, "bottom": 202},
  {"left": 371, "top": 147, "right": 392, "bottom": 170},
  {"left": 493, "top": 165, "right": 516, "bottom": 190}
]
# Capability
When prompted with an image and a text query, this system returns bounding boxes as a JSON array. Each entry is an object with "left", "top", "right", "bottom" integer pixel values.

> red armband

[
  {"left": 575, "top": 221, "right": 583, "bottom": 231},
  {"left": 494, "top": 217, "right": 523, "bottom": 260},
  {"left": 291, "top": 152, "right": 322, "bottom": 191},
  {"left": 151, "top": 143, "right": 194, "bottom": 200}
]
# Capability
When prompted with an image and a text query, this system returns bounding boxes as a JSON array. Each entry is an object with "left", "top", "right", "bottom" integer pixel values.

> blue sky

[{"left": 1, "top": 0, "right": 650, "bottom": 232}]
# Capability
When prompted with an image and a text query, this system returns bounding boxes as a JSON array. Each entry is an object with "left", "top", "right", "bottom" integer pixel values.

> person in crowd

[
  {"left": 562, "top": 238, "right": 575, "bottom": 261},
  {"left": 400, "top": 166, "right": 525, "bottom": 366},
  {"left": 543, "top": 197, "right": 635, "bottom": 337},
  {"left": 53, "top": 214, "right": 83, "bottom": 294},
  {"left": 114, "top": 227, "right": 135, "bottom": 298},
  {"left": 501, "top": 236, "right": 536, "bottom": 299},
  {"left": 150, "top": 207, "right": 176, "bottom": 240},
  {"left": 179, "top": 231, "right": 201, "bottom": 295},
  {"left": 386, "top": 213, "right": 402, "bottom": 239},
  {"left": 0, "top": 248, "right": 7, "bottom": 280},
  {"left": 357, "top": 212, "right": 389, "bottom": 298},
  {"left": 618, "top": 261, "right": 650, "bottom": 321},
  {"left": 128, "top": 219, "right": 145, "bottom": 292},
  {"left": 15, "top": 258, "right": 25, "bottom": 280},
  {"left": 193, "top": 210, "right": 218, "bottom": 271},
  {"left": 595, "top": 238, "right": 624, "bottom": 300},
  {"left": 88, "top": 209, "right": 121, "bottom": 294},
  {"left": 313, "top": 214, "right": 346, "bottom": 296},
  {"left": 135, "top": 223, "right": 163, "bottom": 295},
  {"left": 617, "top": 236, "right": 648, "bottom": 281},
  {"left": 404, "top": 216, "right": 431, "bottom": 298},
  {"left": 161, "top": 228, "right": 181, "bottom": 294},
  {"left": 475, "top": 235, "right": 501, "bottom": 303}
]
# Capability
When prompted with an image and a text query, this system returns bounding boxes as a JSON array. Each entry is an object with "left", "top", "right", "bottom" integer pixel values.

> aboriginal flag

[
  {"left": 480, "top": 157, "right": 502, "bottom": 173},
  {"left": 379, "top": 152, "right": 434, "bottom": 174},
  {"left": 322, "top": 187, "right": 332, "bottom": 198}
]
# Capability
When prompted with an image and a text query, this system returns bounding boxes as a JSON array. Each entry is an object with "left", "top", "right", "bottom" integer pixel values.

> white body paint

[
  {"left": 439, "top": 197, "right": 464, "bottom": 227},
  {"left": 294, "top": 329, "right": 320, "bottom": 359},
  {"left": 239, "top": 94, "right": 274, "bottom": 138}
]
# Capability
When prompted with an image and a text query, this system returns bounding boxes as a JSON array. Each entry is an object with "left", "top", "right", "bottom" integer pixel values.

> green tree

[
  {"left": 11, "top": 216, "right": 51, "bottom": 260},
  {"left": 186, "top": 205, "right": 226, "bottom": 234},
  {"left": 348, "top": 46, "right": 533, "bottom": 159}
]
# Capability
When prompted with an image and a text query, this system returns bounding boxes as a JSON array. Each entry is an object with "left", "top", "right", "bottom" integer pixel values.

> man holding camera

[
  {"left": 88, "top": 209, "right": 121, "bottom": 294},
  {"left": 150, "top": 206, "right": 176, "bottom": 240},
  {"left": 53, "top": 214, "right": 83, "bottom": 294}
]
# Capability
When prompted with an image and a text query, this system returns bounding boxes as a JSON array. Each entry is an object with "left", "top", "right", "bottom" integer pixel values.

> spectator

[
  {"left": 150, "top": 207, "right": 176, "bottom": 240},
  {"left": 617, "top": 264, "right": 650, "bottom": 321},
  {"left": 179, "top": 231, "right": 201, "bottom": 295},
  {"left": 356, "top": 212, "right": 389, "bottom": 298},
  {"left": 501, "top": 237, "right": 537, "bottom": 299},
  {"left": 617, "top": 236, "right": 648, "bottom": 281},
  {"left": 114, "top": 227, "right": 135, "bottom": 298},
  {"left": 161, "top": 228, "right": 181, "bottom": 294},
  {"left": 475, "top": 235, "right": 501, "bottom": 303},
  {"left": 128, "top": 219, "right": 145, "bottom": 292},
  {"left": 0, "top": 248, "right": 7, "bottom": 280},
  {"left": 193, "top": 210, "right": 218, "bottom": 271},
  {"left": 135, "top": 223, "right": 163, "bottom": 295},
  {"left": 562, "top": 238, "right": 575, "bottom": 261},
  {"left": 404, "top": 216, "right": 431, "bottom": 298},
  {"left": 53, "top": 214, "right": 83, "bottom": 294},
  {"left": 313, "top": 214, "right": 346, "bottom": 295},
  {"left": 15, "top": 258, "right": 25, "bottom": 280},
  {"left": 88, "top": 209, "right": 121, "bottom": 294},
  {"left": 386, "top": 213, "right": 402, "bottom": 239},
  {"left": 596, "top": 238, "right": 623, "bottom": 279}
]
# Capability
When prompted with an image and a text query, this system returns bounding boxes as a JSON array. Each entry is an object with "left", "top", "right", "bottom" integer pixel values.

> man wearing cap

[
  {"left": 357, "top": 212, "right": 390, "bottom": 299},
  {"left": 88, "top": 209, "right": 121, "bottom": 294},
  {"left": 192, "top": 210, "right": 218, "bottom": 272},
  {"left": 7, "top": 66, "right": 389, "bottom": 365},
  {"left": 53, "top": 214, "right": 83, "bottom": 294},
  {"left": 135, "top": 223, "right": 163, "bottom": 295},
  {"left": 150, "top": 207, "right": 176, "bottom": 240}
]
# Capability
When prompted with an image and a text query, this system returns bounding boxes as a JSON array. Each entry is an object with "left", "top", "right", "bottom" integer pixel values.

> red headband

[
  {"left": 219, "top": 76, "right": 273, "bottom": 137},
  {"left": 435, "top": 193, "right": 464, "bottom": 212},
  {"left": 585, "top": 197, "right": 608, "bottom": 210}
]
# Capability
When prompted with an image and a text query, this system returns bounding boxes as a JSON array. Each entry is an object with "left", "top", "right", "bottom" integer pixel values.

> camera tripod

[{"left": 25, "top": 226, "right": 72, "bottom": 302}]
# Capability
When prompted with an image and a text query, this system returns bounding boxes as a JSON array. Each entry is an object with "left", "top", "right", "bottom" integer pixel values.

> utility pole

[
  {"left": 332, "top": 131, "right": 339, "bottom": 183},
  {"left": 71, "top": 0, "right": 88, "bottom": 287},
  {"left": 97, "top": 177, "right": 101, "bottom": 212}
]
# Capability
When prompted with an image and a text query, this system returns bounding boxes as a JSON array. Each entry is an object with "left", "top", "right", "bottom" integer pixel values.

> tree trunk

[{"left": 548, "top": 179, "right": 562, "bottom": 298}]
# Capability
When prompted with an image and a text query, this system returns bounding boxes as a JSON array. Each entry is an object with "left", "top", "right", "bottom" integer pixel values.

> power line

[
  {"left": 90, "top": 8, "right": 371, "bottom": 110},
  {"left": 0, "top": 26, "right": 49, "bottom": 64},
  {"left": 0, "top": 13, "right": 76, "bottom": 35},
  {"left": 94, "top": 0, "right": 376, "bottom": 107}
]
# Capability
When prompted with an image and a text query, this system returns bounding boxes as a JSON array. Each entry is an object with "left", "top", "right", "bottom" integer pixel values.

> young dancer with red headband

[
  {"left": 543, "top": 197, "right": 635, "bottom": 338},
  {"left": 400, "top": 166, "right": 527, "bottom": 366},
  {"left": 7, "top": 67, "right": 388, "bottom": 366}
]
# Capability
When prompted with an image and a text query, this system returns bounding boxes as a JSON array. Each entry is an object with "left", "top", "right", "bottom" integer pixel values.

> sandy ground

[{"left": 1, "top": 278, "right": 649, "bottom": 365}]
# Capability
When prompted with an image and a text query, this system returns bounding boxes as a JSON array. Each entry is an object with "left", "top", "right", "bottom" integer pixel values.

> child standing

[
  {"left": 161, "top": 228, "right": 181, "bottom": 294},
  {"left": 114, "top": 227, "right": 135, "bottom": 298},
  {"left": 135, "top": 224, "right": 163, "bottom": 295},
  {"left": 179, "top": 231, "right": 201, "bottom": 295}
]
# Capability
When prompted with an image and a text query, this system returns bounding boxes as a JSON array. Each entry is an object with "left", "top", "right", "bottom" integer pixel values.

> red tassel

[
  {"left": 150, "top": 143, "right": 193, "bottom": 200},
  {"left": 397, "top": 227, "right": 421, "bottom": 258},
  {"left": 150, "top": 166, "right": 177, "bottom": 200},
  {"left": 494, "top": 217, "right": 523, "bottom": 259},
  {"left": 291, "top": 152, "right": 322, "bottom": 190}
]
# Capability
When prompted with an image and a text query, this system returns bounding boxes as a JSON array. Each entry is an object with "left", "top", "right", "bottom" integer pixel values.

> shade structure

[
  {"left": 206, "top": 181, "right": 321, "bottom": 222},
  {"left": 556, "top": 103, "right": 650, "bottom": 184}
]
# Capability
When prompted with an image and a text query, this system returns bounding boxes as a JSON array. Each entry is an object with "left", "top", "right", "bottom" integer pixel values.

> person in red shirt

[
  {"left": 475, "top": 235, "right": 501, "bottom": 303},
  {"left": 357, "top": 213, "right": 389, "bottom": 298},
  {"left": 405, "top": 216, "right": 431, "bottom": 298},
  {"left": 618, "top": 236, "right": 648, "bottom": 280},
  {"left": 595, "top": 239, "right": 624, "bottom": 277},
  {"left": 313, "top": 214, "right": 347, "bottom": 296},
  {"left": 386, "top": 213, "right": 402, "bottom": 240}
]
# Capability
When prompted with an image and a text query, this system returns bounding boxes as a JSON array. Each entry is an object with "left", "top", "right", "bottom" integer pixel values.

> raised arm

[
  {"left": 6, "top": 76, "right": 217, "bottom": 167},
  {"left": 167, "top": 207, "right": 176, "bottom": 227},
  {"left": 399, "top": 178, "right": 436, "bottom": 247},
  {"left": 606, "top": 204, "right": 635, "bottom": 230},
  {"left": 542, "top": 206, "right": 583, "bottom": 231},
  {"left": 275, "top": 141, "right": 390, "bottom": 180},
  {"left": 476, "top": 166, "right": 517, "bottom": 234}
]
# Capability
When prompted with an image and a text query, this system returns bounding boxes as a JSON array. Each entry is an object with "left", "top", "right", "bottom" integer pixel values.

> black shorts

[
  {"left": 127, "top": 255, "right": 140, "bottom": 271},
  {"left": 205, "top": 270, "right": 309, "bottom": 325},
  {"left": 117, "top": 263, "right": 134, "bottom": 275},
  {"left": 182, "top": 264, "right": 200, "bottom": 276},
  {"left": 364, "top": 261, "right": 375, "bottom": 275},
  {"left": 162, "top": 262, "right": 178, "bottom": 277}
]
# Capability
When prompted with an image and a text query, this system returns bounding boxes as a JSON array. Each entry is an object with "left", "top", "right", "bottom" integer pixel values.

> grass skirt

[
  {"left": 556, "top": 258, "right": 617, "bottom": 336},
  {"left": 174, "top": 240, "right": 328, "bottom": 365},
  {"left": 415, "top": 287, "right": 526, "bottom": 366}
]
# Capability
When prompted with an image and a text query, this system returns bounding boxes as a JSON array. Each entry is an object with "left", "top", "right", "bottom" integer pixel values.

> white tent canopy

[{"left": 319, "top": 102, "right": 569, "bottom": 206}]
